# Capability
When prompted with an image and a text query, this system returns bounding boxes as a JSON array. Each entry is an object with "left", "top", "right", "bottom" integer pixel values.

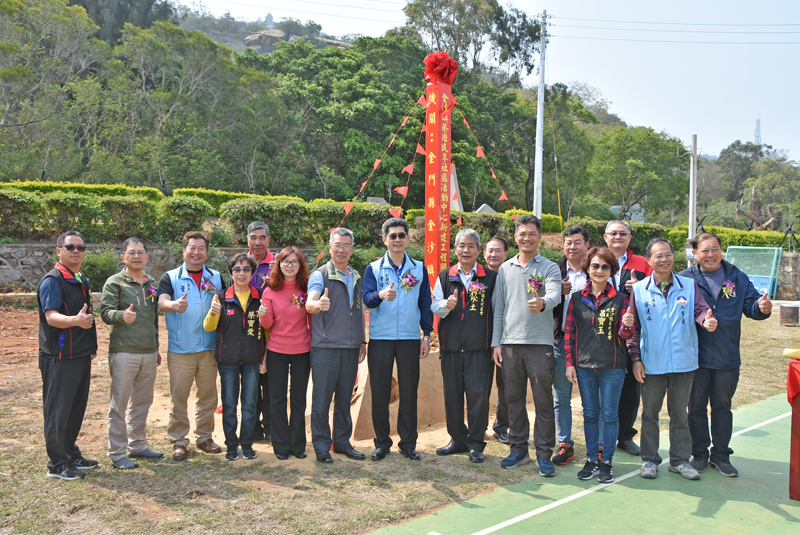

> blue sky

[{"left": 178, "top": 0, "right": 800, "bottom": 159}]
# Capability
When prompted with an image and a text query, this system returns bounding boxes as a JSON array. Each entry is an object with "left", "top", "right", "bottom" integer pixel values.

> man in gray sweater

[{"left": 492, "top": 215, "right": 562, "bottom": 475}]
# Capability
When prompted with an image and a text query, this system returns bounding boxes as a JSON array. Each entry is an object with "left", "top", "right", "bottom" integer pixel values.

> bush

[
  {"left": 172, "top": 188, "right": 260, "bottom": 215},
  {"left": 2, "top": 181, "right": 162, "bottom": 201},
  {"left": 43, "top": 191, "right": 104, "bottom": 242},
  {"left": 667, "top": 225, "right": 787, "bottom": 252},
  {"left": 502, "top": 210, "right": 563, "bottom": 233},
  {"left": 156, "top": 197, "right": 214, "bottom": 241},
  {"left": 98, "top": 195, "right": 157, "bottom": 242},
  {"left": 80, "top": 248, "right": 121, "bottom": 291},
  {"left": 564, "top": 217, "right": 667, "bottom": 256},
  {"left": 0, "top": 188, "right": 44, "bottom": 240}
]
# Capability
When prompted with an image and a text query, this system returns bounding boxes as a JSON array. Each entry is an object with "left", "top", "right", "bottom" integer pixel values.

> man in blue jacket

[
  {"left": 679, "top": 233, "right": 772, "bottom": 477},
  {"left": 363, "top": 218, "right": 433, "bottom": 462}
]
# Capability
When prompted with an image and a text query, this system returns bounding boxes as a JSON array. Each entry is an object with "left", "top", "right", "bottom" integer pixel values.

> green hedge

[
  {"left": 2, "top": 181, "right": 162, "bottom": 201},
  {"left": 172, "top": 188, "right": 260, "bottom": 215},
  {"left": 0, "top": 188, "right": 44, "bottom": 240},
  {"left": 405, "top": 209, "right": 563, "bottom": 244},
  {"left": 667, "top": 225, "right": 787, "bottom": 252},
  {"left": 563, "top": 218, "right": 667, "bottom": 256}
]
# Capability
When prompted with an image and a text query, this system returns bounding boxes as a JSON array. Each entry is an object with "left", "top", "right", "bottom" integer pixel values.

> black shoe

[
  {"left": 436, "top": 441, "right": 469, "bottom": 456},
  {"left": 242, "top": 447, "right": 256, "bottom": 460},
  {"left": 371, "top": 446, "right": 390, "bottom": 461},
  {"left": 469, "top": 450, "right": 485, "bottom": 464},
  {"left": 400, "top": 448, "right": 421, "bottom": 461},
  {"left": 493, "top": 431, "right": 510, "bottom": 444},
  {"left": 617, "top": 440, "right": 640, "bottom": 456},
  {"left": 552, "top": 442, "right": 574, "bottom": 465},
  {"left": 598, "top": 460, "right": 614, "bottom": 483},
  {"left": 334, "top": 447, "right": 366, "bottom": 460},
  {"left": 293, "top": 451, "right": 307, "bottom": 459},
  {"left": 47, "top": 466, "right": 86, "bottom": 481},
  {"left": 577, "top": 460, "right": 599, "bottom": 480},
  {"left": 275, "top": 453, "right": 289, "bottom": 460},
  {"left": 70, "top": 457, "right": 98, "bottom": 471},
  {"left": 316, "top": 451, "right": 333, "bottom": 463}
]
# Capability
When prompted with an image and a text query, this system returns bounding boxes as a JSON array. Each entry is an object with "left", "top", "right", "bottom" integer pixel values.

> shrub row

[
  {"left": 405, "top": 209, "right": 563, "bottom": 243},
  {"left": 172, "top": 188, "right": 261, "bottom": 215},
  {"left": 667, "top": 225, "right": 788, "bottom": 252},
  {"left": 2, "top": 181, "right": 163, "bottom": 201},
  {"left": 563, "top": 218, "right": 667, "bottom": 256}
]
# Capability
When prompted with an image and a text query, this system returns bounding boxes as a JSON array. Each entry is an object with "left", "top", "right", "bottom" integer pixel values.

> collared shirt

[
  {"left": 248, "top": 249, "right": 275, "bottom": 290},
  {"left": 308, "top": 264, "right": 355, "bottom": 306},
  {"left": 562, "top": 264, "right": 588, "bottom": 327},
  {"left": 612, "top": 250, "right": 628, "bottom": 290},
  {"left": 514, "top": 252, "right": 543, "bottom": 271},
  {"left": 431, "top": 263, "right": 477, "bottom": 318}
]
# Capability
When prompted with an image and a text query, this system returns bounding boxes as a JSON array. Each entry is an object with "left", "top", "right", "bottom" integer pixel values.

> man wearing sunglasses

[
  {"left": 246, "top": 221, "right": 275, "bottom": 443},
  {"left": 362, "top": 218, "right": 433, "bottom": 461},
  {"left": 602, "top": 220, "right": 653, "bottom": 457},
  {"left": 37, "top": 230, "right": 98, "bottom": 480}
]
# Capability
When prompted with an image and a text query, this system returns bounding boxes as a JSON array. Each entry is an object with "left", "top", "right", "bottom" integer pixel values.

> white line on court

[{"left": 467, "top": 411, "right": 792, "bottom": 535}]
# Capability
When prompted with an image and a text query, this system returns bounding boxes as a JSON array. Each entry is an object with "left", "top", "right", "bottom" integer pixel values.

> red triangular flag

[
  {"left": 388, "top": 136, "right": 396, "bottom": 148},
  {"left": 498, "top": 191, "right": 508, "bottom": 201},
  {"left": 394, "top": 186, "right": 408, "bottom": 197},
  {"left": 452, "top": 96, "right": 457, "bottom": 105},
  {"left": 359, "top": 181, "right": 367, "bottom": 193},
  {"left": 316, "top": 251, "right": 325, "bottom": 261},
  {"left": 416, "top": 143, "right": 426, "bottom": 155},
  {"left": 401, "top": 116, "right": 408, "bottom": 126},
  {"left": 491, "top": 170, "right": 497, "bottom": 179},
  {"left": 456, "top": 216, "right": 463, "bottom": 226},
  {"left": 452, "top": 190, "right": 458, "bottom": 201},
  {"left": 476, "top": 146, "right": 485, "bottom": 158},
  {"left": 417, "top": 95, "right": 426, "bottom": 106},
  {"left": 422, "top": 123, "right": 428, "bottom": 132},
  {"left": 389, "top": 208, "right": 401, "bottom": 218},
  {"left": 512, "top": 213, "right": 518, "bottom": 220},
  {"left": 342, "top": 203, "right": 353, "bottom": 215},
  {"left": 440, "top": 104, "right": 454, "bottom": 116},
  {"left": 373, "top": 158, "right": 382, "bottom": 170},
  {"left": 463, "top": 117, "right": 470, "bottom": 129},
  {"left": 330, "top": 227, "right": 339, "bottom": 233},
  {"left": 402, "top": 163, "right": 414, "bottom": 175}
]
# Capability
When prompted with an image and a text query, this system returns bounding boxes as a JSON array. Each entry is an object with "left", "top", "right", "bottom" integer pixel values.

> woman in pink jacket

[{"left": 259, "top": 246, "right": 311, "bottom": 460}]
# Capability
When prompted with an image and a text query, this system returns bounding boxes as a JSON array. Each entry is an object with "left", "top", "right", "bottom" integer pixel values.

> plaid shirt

[{"left": 564, "top": 281, "right": 634, "bottom": 367}]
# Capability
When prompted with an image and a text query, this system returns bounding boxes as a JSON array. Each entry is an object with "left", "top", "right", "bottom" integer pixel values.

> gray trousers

[
  {"left": 107, "top": 351, "right": 158, "bottom": 461},
  {"left": 501, "top": 344, "right": 556, "bottom": 458},
  {"left": 310, "top": 347, "right": 359, "bottom": 454},
  {"left": 640, "top": 371, "right": 695, "bottom": 466}
]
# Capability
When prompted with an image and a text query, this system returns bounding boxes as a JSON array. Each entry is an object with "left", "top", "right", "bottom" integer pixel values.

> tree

[
  {"left": 68, "top": 0, "right": 177, "bottom": 45},
  {"left": 718, "top": 140, "right": 772, "bottom": 201}
]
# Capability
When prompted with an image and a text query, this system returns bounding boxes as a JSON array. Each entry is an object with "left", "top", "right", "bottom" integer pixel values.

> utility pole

[
  {"left": 688, "top": 134, "right": 698, "bottom": 239},
  {"left": 532, "top": 10, "right": 547, "bottom": 218}
]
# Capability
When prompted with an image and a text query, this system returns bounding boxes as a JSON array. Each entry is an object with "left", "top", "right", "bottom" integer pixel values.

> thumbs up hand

[
  {"left": 445, "top": 288, "right": 458, "bottom": 310},
  {"left": 209, "top": 294, "right": 221, "bottom": 316},
  {"left": 703, "top": 308, "right": 717, "bottom": 332},
  {"left": 174, "top": 292, "right": 188, "bottom": 313},
  {"left": 622, "top": 303, "right": 634, "bottom": 327},
  {"left": 625, "top": 271, "right": 638, "bottom": 292},
  {"left": 319, "top": 287, "right": 331, "bottom": 312},
  {"left": 561, "top": 277, "right": 572, "bottom": 295},
  {"left": 258, "top": 300, "right": 268, "bottom": 317},
  {"left": 758, "top": 291, "right": 772, "bottom": 314},
  {"left": 123, "top": 303, "right": 137, "bottom": 324},
  {"left": 76, "top": 303, "right": 94, "bottom": 329},
  {"left": 527, "top": 294, "right": 544, "bottom": 313},
  {"left": 380, "top": 281, "right": 397, "bottom": 302}
]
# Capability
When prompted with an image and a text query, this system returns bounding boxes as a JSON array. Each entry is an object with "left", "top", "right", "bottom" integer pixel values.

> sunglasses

[
  {"left": 61, "top": 244, "right": 86, "bottom": 252},
  {"left": 387, "top": 232, "right": 408, "bottom": 240},
  {"left": 589, "top": 263, "right": 612, "bottom": 272},
  {"left": 231, "top": 266, "right": 253, "bottom": 273}
]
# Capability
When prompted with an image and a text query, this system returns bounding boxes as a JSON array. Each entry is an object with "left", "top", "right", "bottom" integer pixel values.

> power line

[
  {"left": 549, "top": 34, "right": 800, "bottom": 45},
  {"left": 551, "top": 16, "right": 800, "bottom": 27},
  {"left": 552, "top": 24, "right": 800, "bottom": 34}
]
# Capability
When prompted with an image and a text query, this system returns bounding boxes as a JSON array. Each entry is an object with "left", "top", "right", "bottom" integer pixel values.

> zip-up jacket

[
  {"left": 164, "top": 263, "right": 223, "bottom": 354},
  {"left": 436, "top": 263, "right": 496, "bottom": 353},
  {"left": 211, "top": 285, "right": 266, "bottom": 365},
  {"left": 310, "top": 261, "right": 364, "bottom": 349},
  {"left": 564, "top": 282, "right": 631, "bottom": 369},
  {"left": 679, "top": 260, "right": 770, "bottom": 370},
  {"left": 100, "top": 270, "right": 159, "bottom": 354},
  {"left": 617, "top": 248, "right": 653, "bottom": 296},
  {"left": 37, "top": 263, "right": 98, "bottom": 359}
]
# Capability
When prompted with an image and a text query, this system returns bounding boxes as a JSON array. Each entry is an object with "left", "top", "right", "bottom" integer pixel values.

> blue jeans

[
  {"left": 553, "top": 338, "right": 573, "bottom": 445},
  {"left": 218, "top": 363, "right": 260, "bottom": 449},
  {"left": 576, "top": 367, "right": 625, "bottom": 462}
]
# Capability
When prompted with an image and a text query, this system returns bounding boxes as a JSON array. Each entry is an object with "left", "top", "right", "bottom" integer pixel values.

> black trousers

[
  {"left": 39, "top": 355, "right": 91, "bottom": 471},
  {"left": 267, "top": 350, "right": 311, "bottom": 456},
  {"left": 492, "top": 363, "right": 509, "bottom": 435},
  {"left": 368, "top": 339, "right": 420, "bottom": 450},
  {"left": 441, "top": 350, "right": 493, "bottom": 452},
  {"left": 255, "top": 370, "right": 270, "bottom": 438},
  {"left": 688, "top": 366, "right": 740, "bottom": 463},
  {"left": 617, "top": 360, "right": 641, "bottom": 443}
]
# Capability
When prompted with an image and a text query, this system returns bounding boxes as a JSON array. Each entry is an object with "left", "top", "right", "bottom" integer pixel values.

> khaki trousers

[
  {"left": 167, "top": 350, "right": 217, "bottom": 447},
  {"left": 107, "top": 351, "right": 158, "bottom": 461}
]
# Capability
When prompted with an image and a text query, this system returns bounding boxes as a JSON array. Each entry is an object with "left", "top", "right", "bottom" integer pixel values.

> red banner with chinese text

[{"left": 424, "top": 82, "right": 453, "bottom": 290}]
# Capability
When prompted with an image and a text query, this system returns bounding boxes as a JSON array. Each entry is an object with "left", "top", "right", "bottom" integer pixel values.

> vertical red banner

[{"left": 424, "top": 83, "right": 453, "bottom": 289}]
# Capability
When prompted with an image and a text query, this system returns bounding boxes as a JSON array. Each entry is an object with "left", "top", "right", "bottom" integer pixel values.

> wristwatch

[{"left": 422, "top": 336, "right": 431, "bottom": 342}]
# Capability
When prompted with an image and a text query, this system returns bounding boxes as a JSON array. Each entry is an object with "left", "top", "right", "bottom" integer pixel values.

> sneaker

[
  {"left": 70, "top": 457, "right": 98, "bottom": 471},
  {"left": 577, "top": 460, "right": 599, "bottom": 480},
  {"left": 129, "top": 448, "right": 164, "bottom": 459},
  {"left": 640, "top": 461, "right": 658, "bottom": 479},
  {"left": 709, "top": 458, "right": 738, "bottom": 477},
  {"left": 111, "top": 457, "right": 139, "bottom": 470},
  {"left": 225, "top": 448, "right": 240, "bottom": 461},
  {"left": 552, "top": 442, "right": 574, "bottom": 465},
  {"left": 500, "top": 452, "right": 531, "bottom": 469},
  {"left": 242, "top": 447, "right": 257, "bottom": 460},
  {"left": 597, "top": 445, "right": 604, "bottom": 462},
  {"left": 690, "top": 456, "right": 708, "bottom": 473},
  {"left": 598, "top": 460, "right": 614, "bottom": 483},
  {"left": 668, "top": 462, "right": 701, "bottom": 480},
  {"left": 47, "top": 466, "right": 86, "bottom": 481},
  {"left": 493, "top": 431, "right": 510, "bottom": 444},
  {"left": 537, "top": 458, "right": 555, "bottom": 477}
]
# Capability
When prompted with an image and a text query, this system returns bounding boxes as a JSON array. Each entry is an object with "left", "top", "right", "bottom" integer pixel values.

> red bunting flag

[
  {"left": 476, "top": 146, "right": 485, "bottom": 158},
  {"left": 389, "top": 208, "right": 401, "bottom": 218},
  {"left": 373, "top": 158, "right": 382, "bottom": 170},
  {"left": 452, "top": 190, "right": 458, "bottom": 201},
  {"left": 512, "top": 213, "right": 518, "bottom": 220},
  {"left": 316, "top": 251, "right": 325, "bottom": 261},
  {"left": 359, "top": 181, "right": 367, "bottom": 193},
  {"left": 463, "top": 117, "right": 471, "bottom": 129},
  {"left": 456, "top": 216, "right": 463, "bottom": 226},
  {"left": 417, "top": 95, "right": 426, "bottom": 106},
  {"left": 422, "top": 123, "right": 428, "bottom": 132},
  {"left": 416, "top": 143, "right": 426, "bottom": 155},
  {"left": 401, "top": 116, "right": 408, "bottom": 126},
  {"left": 491, "top": 170, "right": 496, "bottom": 179},
  {"left": 394, "top": 186, "right": 409, "bottom": 197},
  {"left": 329, "top": 227, "right": 339, "bottom": 233},
  {"left": 402, "top": 163, "right": 414, "bottom": 175},
  {"left": 498, "top": 191, "right": 508, "bottom": 201},
  {"left": 452, "top": 96, "right": 458, "bottom": 105},
  {"left": 388, "top": 136, "right": 396, "bottom": 148},
  {"left": 342, "top": 203, "right": 353, "bottom": 215}
]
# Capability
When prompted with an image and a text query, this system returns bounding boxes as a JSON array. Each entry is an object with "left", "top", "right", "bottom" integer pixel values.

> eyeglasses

[
  {"left": 589, "top": 263, "right": 612, "bottom": 272},
  {"left": 387, "top": 232, "right": 408, "bottom": 240},
  {"left": 231, "top": 266, "right": 253, "bottom": 273},
  {"left": 331, "top": 243, "right": 352, "bottom": 250},
  {"left": 125, "top": 250, "right": 147, "bottom": 257},
  {"left": 280, "top": 260, "right": 299, "bottom": 267},
  {"left": 607, "top": 231, "right": 629, "bottom": 237},
  {"left": 62, "top": 244, "right": 86, "bottom": 252},
  {"left": 652, "top": 253, "right": 674, "bottom": 261}
]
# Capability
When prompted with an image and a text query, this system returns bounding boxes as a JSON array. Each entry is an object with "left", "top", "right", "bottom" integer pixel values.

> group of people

[{"left": 36, "top": 216, "right": 771, "bottom": 485}]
